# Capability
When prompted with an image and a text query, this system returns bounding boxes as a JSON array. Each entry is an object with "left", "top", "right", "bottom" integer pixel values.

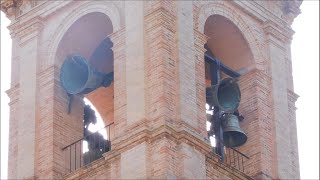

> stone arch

[
  {"left": 197, "top": 2, "right": 265, "bottom": 72},
  {"left": 48, "top": 1, "right": 121, "bottom": 67}
]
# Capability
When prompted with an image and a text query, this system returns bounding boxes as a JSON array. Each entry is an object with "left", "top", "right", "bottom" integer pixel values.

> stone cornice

[
  {"left": 245, "top": 0, "right": 301, "bottom": 26},
  {"left": 111, "top": 122, "right": 212, "bottom": 158},
  {"left": 263, "top": 20, "right": 295, "bottom": 44},
  {"left": 8, "top": 15, "right": 43, "bottom": 41},
  {"left": 3, "top": 1, "right": 69, "bottom": 36},
  {"left": 287, "top": 89, "right": 299, "bottom": 103},
  {"left": 6, "top": 83, "right": 20, "bottom": 105},
  {"left": 281, "top": 0, "right": 302, "bottom": 25},
  {"left": 231, "top": 1, "right": 267, "bottom": 23},
  {"left": 233, "top": 1, "right": 299, "bottom": 35},
  {"left": 1, "top": 0, "right": 46, "bottom": 21},
  {"left": 0, "top": 0, "right": 22, "bottom": 20}
]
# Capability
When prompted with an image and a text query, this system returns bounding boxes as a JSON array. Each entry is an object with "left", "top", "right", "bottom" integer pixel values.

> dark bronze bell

[
  {"left": 221, "top": 113, "right": 247, "bottom": 147},
  {"left": 208, "top": 78, "right": 241, "bottom": 113}
]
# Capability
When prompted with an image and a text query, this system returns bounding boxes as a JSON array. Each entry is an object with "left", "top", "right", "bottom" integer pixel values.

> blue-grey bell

[{"left": 60, "top": 54, "right": 113, "bottom": 95}]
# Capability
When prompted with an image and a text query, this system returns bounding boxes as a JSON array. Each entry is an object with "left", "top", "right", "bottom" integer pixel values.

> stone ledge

[
  {"left": 6, "top": 83, "right": 20, "bottom": 104},
  {"left": 263, "top": 20, "right": 295, "bottom": 43},
  {"left": 111, "top": 121, "right": 212, "bottom": 157}
]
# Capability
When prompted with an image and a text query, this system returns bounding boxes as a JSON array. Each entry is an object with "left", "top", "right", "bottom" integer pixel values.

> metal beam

[
  {"left": 204, "top": 53, "right": 241, "bottom": 78},
  {"left": 210, "top": 61, "right": 224, "bottom": 161}
]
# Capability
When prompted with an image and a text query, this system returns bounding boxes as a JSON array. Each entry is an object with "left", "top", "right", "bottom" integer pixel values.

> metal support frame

[{"left": 205, "top": 50, "right": 240, "bottom": 161}]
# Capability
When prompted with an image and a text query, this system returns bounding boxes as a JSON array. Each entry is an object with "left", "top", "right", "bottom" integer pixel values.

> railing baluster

[
  {"left": 109, "top": 125, "right": 111, "bottom": 151},
  {"left": 228, "top": 148, "right": 230, "bottom": 165},
  {"left": 232, "top": 149, "right": 236, "bottom": 167},
  {"left": 69, "top": 146, "right": 71, "bottom": 172},
  {"left": 227, "top": 148, "right": 230, "bottom": 165},
  {"left": 89, "top": 139, "right": 92, "bottom": 165},
  {"left": 94, "top": 132, "right": 96, "bottom": 160},
  {"left": 237, "top": 150, "right": 240, "bottom": 170},
  {"left": 75, "top": 143, "right": 76, "bottom": 170},
  {"left": 108, "top": 125, "right": 110, "bottom": 141},
  {"left": 225, "top": 147, "right": 227, "bottom": 164},
  {"left": 209, "top": 135, "right": 249, "bottom": 173},
  {"left": 241, "top": 155, "right": 244, "bottom": 172},
  {"left": 80, "top": 140, "right": 82, "bottom": 168}
]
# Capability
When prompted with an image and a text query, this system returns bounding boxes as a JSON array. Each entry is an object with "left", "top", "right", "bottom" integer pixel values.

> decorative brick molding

[
  {"left": 195, "top": 1, "right": 266, "bottom": 72},
  {"left": 194, "top": 29, "right": 208, "bottom": 138},
  {"left": 46, "top": 1, "right": 122, "bottom": 70},
  {"left": 263, "top": 20, "right": 295, "bottom": 44},
  {"left": 109, "top": 28, "right": 126, "bottom": 139}
]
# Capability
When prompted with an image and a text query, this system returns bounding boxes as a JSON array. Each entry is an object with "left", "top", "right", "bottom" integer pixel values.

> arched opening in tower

[
  {"left": 56, "top": 12, "right": 114, "bottom": 167},
  {"left": 204, "top": 15, "right": 254, "bottom": 149}
]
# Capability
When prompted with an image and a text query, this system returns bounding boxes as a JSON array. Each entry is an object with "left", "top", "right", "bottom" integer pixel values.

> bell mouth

[
  {"left": 60, "top": 55, "right": 90, "bottom": 94},
  {"left": 223, "top": 131, "right": 247, "bottom": 148}
]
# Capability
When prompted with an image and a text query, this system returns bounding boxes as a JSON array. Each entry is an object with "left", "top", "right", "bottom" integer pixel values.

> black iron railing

[
  {"left": 223, "top": 146, "right": 249, "bottom": 172},
  {"left": 62, "top": 122, "right": 114, "bottom": 173},
  {"left": 212, "top": 138, "right": 249, "bottom": 173}
]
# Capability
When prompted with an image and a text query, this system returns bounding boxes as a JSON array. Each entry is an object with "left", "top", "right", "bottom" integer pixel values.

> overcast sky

[{"left": 1, "top": 1, "right": 319, "bottom": 179}]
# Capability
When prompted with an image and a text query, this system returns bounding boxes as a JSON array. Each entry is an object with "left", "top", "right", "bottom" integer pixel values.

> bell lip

[
  {"left": 211, "top": 77, "right": 241, "bottom": 113},
  {"left": 60, "top": 54, "right": 91, "bottom": 95},
  {"left": 223, "top": 131, "right": 248, "bottom": 148}
]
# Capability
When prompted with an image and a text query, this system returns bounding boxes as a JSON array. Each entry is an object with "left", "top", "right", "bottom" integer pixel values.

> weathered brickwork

[
  {"left": 237, "top": 70, "right": 277, "bottom": 178},
  {"left": 2, "top": 0, "right": 301, "bottom": 179},
  {"left": 6, "top": 85, "right": 19, "bottom": 179},
  {"left": 109, "top": 28, "right": 126, "bottom": 139},
  {"left": 144, "top": 1, "right": 179, "bottom": 128}
]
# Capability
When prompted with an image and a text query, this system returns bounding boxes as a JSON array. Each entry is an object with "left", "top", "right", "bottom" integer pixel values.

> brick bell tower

[{"left": 1, "top": 0, "right": 302, "bottom": 179}]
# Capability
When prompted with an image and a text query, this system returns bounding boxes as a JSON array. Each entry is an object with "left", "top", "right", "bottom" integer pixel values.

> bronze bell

[
  {"left": 221, "top": 113, "right": 247, "bottom": 147},
  {"left": 208, "top": 78, "right": 241, "bottom": 113},
  {"left": 60, "top": 54, "right": 114, "bottom": 95}
]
